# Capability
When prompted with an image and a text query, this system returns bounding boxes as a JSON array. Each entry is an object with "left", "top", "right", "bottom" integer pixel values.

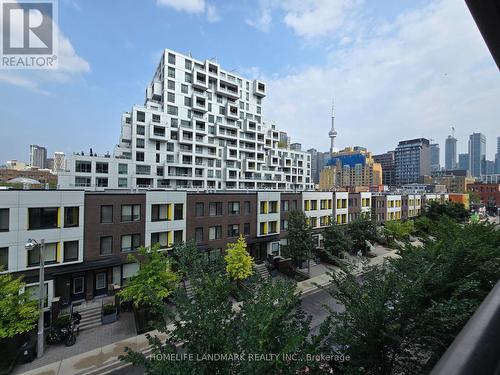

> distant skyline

[{"left": 0, "top": 0, "right": 499, "bottom": 164}]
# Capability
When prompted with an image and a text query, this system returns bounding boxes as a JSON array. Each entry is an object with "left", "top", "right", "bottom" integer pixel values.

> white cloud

[
  {"left": 156, "top": 0, "right": 220, "bottom": 23},
  {"left": 245, "top": 3, "right": 272, "bottom": 32},
  {"left": 246, "top": 0, "right": 361, "bottom": 39},
  {"left": 263, "top": 0, "right": 500, "bottom": 159},
  {"left": 206, "top": 3, "right": 220, "bottom": 23},
  {"left": 156, "top": 0, "right": 205, "bottom": 13}
]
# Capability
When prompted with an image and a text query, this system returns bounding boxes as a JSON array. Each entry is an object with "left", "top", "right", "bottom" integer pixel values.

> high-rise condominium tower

[
  {"left": 445, "top": 135, "right": 457, "bottom": 170},
  {"left": 29, "top": 144, "right": 47, "bottom": 169},
  {"left": 59, "top": 49, "right": 313, "bottom": 191},
  {"left": 468, "top": 132, "right": 486, "bottom": 177}
]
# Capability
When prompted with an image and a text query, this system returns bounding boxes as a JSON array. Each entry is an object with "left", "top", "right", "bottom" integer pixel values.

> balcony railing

[{"left": 431, "top": 281, "right": 500, "bottom": 375}]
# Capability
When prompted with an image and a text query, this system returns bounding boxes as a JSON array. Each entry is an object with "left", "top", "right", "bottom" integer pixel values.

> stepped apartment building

[{"left": 58, "top": 49, "right": 313, "bottom": 191}]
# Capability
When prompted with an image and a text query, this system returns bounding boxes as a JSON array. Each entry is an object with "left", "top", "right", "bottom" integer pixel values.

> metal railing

[{"left": 431, "top": 281, "right": 500, "bottom": 375}]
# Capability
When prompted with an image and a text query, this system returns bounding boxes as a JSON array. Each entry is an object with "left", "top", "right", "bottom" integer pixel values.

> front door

[
  {"left": 71, "top": 276, "right": 85, "bottom": 301},
  {"left": 94, "top": 271, "right": 108, "bottom": 296}
]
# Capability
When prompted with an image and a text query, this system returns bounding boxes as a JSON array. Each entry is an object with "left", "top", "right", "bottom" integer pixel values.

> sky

[{"left": 0, "top": 0, "right": 499, "bottom": 164}]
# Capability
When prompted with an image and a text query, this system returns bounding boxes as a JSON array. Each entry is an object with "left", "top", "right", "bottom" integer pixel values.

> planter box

[{"left": 102, "top": 311, "right": 117, "bottom": 324}]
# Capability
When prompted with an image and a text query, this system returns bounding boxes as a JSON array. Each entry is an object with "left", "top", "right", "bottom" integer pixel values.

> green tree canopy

[
  {"left": 323, "top": 221, "right": 352, "bottom": 258},
  {"left": 282, "top": 210, "right": 316, "bottom": 268},
  {"left": 118, "top": 245, "right": 180, "bottom": 307},
  {"left": 424, "top": 201, "right": 469, "bottom": 223},
  {"left": 0, "top": 273, "right": 38, "bottom": 338},
  {"left": 345, "top": 216, "right": 380, "bottom": 254}
]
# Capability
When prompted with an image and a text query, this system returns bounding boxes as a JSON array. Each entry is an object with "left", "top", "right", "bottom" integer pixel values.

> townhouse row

[{"left": 0, "top": 189, "right": 450, "bottom": 306}]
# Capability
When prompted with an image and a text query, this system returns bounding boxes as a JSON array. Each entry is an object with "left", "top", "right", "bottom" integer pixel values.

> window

[
  {"left": 227, "top": 224, "right": 239, "bottom": 237},
  {"left": 118, "top": 164, "right": 128, "bottom": 174},
  {"left": 99, "top": 236, "right": 113, "bottom": 255},
  {"left": 168, "top": 66, "right": 175, "bottom": 78},
  {"left": 0, "top": 247, "right": 8, "bottom": 270},
  {"left": 174, "top": 230, "right": 183, "bottom": 245},
  {"left": 244, "top": 201, "right": 251, "bottom": 215},
  {"left": 121, "top": 204, "right": 141, "bottom": 222},
  {"left": 28, "top": 207, "right": 58, "bottom": 230},
  {"left": 185, "top": 72, "right": 192, "bottom": 83},
  {"left": 174, "top": 203, "right": 184, "bottom": 220},
  {"left": 281, "top": 200, "right": 289, "bottom": 212},
  {"left": 167, "top": 92, "right": 175, "bottom": 103},
  {"left": 208, "top": 226, "right": 222, "bottom": 240},
  {"left": 64, "top": 207, "right": 79, "bottom": 227},
  {"left": 151, "top": 204, "right": 168, "bottom": 221},
  {"left": 136, "top": 111, "right": 145, "bottom": 122},
  {"left": 260, "top": 201, "right": 267, "bottom": 214},
  {"left": 64, "top": 241, "right": 79, "bottom": 261},
  {"left": 75, "top": 160, "right": 91, "bottom": 173},
  {"left": 136, "top": 138, "right": 145, "bottom": 148},
  {"left": 75, "top": 176, "right": 90, "bottom": 187},
  {"left": 168, "top": 53, "right": 176, "bottom": 64},
  {"left": 0, "top": 209, "right": 9, "bottom": 231},
  {"left": 121, "top": 234, "right": 140, "bottom": 252},
  {"left": 195, "top": 202, "right": 204, "bottom": 217},
  {"left": 195, "top": 227, "right": 203, "bottom": 242},
  {"left": 209, "top": 202, "right": 223, "bottom": 216},
  {"left": 151, "top": 232, "right": 168, "bottom": 247},
  {"left": 185, "top": 59, "right": 192, "bottom": 70},
  {"left": 96, "top": 162, "right": 108, "bottom": 174},
  {"left": 269, "top": 201, "right": 278, "bottom": 213},
  {"left": 136, "top": 151, "right": 144, "bottom": 161},
  {"left": 168, "top": 80, "right": 175, "bottom": 90},
  {"left": 136, "top": 165, "right": 150, "bottom": 175},
  {"left": 167, "top": 105, "right": 178, "bottom": 115},
  {"left": 28, "top": 242, "right": 57, "bottom": 266},
  {"left": 243, "top": 223, "right": 250, "bottom": 236},
  {"left": 100, "top": 205, "right": 113, "bottom": 223},
  {"left": 281, "top": 219, "right": 288, "bottom": 230},
  {"left": 96, "top": 177, "right": 108, "bottom": 187},
  {"left": 228, "top": 201, "right": 240, "bottom": 215},
  {"left": 269, "top": 221, "right": 277, "bottom": 234},
  {"left": 181, "top": 84, "right": 188, "bottom": 94},
  {"left": 136, "top": 125, "right": 145, "bottom": 135}
]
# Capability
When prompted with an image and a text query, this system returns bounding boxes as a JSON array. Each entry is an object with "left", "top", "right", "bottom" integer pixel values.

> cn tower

[{"left": 328, "top": 99, "right": 337, "bottom": 155}]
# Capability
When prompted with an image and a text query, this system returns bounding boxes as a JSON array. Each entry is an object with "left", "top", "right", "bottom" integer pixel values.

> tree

[
  {"left": 323, "top": 221, "right": 352, "bottom": 258},
  {"left": 121, "top": 249, "right": 317, "bottom": 374},
  {"left": 118, "top": 245, "right": 180, "bottom": 307},
  {"left": 282, "top": 210, "right": 316, "bottom": 268},
  {"left": 0, "top": 273, "right": 38, "bottom": 339},
  {"left": 345, "top": 216, "right": 380, "bottom": 254},
  {"left": 238, "top": 278, "right": 315, "bottom": 375},
  {"left": 225, "top": 235, "right": 255, "bottom": 282},
  {"left": 383, "top": 220, "right": 414, "bottom": 244},
  {"left": 319, "top": 216, "right": 500, "bottom": 374},
  {"left": 425, "top": 201, "right": 469, "bottom": 223}
]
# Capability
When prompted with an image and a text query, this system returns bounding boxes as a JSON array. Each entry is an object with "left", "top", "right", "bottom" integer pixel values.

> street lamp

[{"left": 25, "top": 238, "right": 45, "bottom": 359}]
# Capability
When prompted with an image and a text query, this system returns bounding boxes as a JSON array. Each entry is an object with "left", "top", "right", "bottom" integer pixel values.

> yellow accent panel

[
  {"left": 263, "top": 222, "right": 268, "bottom": 234},
  {"left": 167, "top": 204, "right": 172, "bottom": 220},
  {"left": 264, "top": 201, "right": 268, "bottom": 214},
  {"left": 57, "top": 207, "right": 61, "bottom": 228},
  {"left": 56, "top": 242, "right": 61, "bottom": 263},
  {"left": 167, "top": 231, "right": 173, "bottom": 246}
]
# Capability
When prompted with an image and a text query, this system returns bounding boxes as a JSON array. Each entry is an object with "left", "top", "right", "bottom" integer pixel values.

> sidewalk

[{"left": 18, "top": 246, "right": 401, "bottom": 375}]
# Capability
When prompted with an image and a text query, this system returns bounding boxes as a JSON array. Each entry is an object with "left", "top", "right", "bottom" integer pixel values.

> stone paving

[{"left": 13, "top": 312, "right": 137, "bottom": 374}]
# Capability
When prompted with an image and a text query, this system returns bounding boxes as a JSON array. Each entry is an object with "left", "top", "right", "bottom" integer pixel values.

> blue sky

[{"left": 0, "top": 0, "right": 499, "bottom": 164}]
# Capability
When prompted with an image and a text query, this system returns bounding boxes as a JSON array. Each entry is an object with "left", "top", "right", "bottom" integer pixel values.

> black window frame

[
  {"left": 100, "top": 236, "right": 113, "bottom": 256},
  {"left": 64, "top": 206, "right": 79, "bottom": 228},
  {"left": 100, "top": 205, "right": 113, "bottom": 223},
  {"left": 121, "top": 204, "right": 141, "bottom": 222},
  {"left": 63, "top": 240, "right": 79, "bottom": 262},
  {"left": 28, "top": 207, "right": 58, "bottom": 230},
  {"left": 0, "top": 208, "right": 9, "bottom": 232}
]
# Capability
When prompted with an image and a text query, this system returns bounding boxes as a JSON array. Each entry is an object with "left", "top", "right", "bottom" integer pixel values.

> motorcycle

[{"left": 46, "top": 312, "right": 81, "bottom": 347}]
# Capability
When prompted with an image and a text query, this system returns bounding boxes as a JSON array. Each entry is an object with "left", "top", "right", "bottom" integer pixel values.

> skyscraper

[
  {"left": 495, "top": 137, "right": 500, "bottom": 173},
  {"left": 444, "top": 135, "right": 457, "bottom": 170},
  {"left": 29, "top": 144, "right": 47, "bottom": 169},
  {"left": 373, "top": 151, "right": 396, "bottom": 187},
  {"left": 394, "top": 138, "right": 431, "bottom": 185},
  {"left": 53, "top": 152, "right": 66, "bottom": 172},
  {"left": 468, "top": 133, "right": 486, "bottom": 177},
  {"left": 458, "top": 153, "right": 469, "bottom": 173},
  {"left": 430, "top": 143, "right": 440, "bottom": 171}
]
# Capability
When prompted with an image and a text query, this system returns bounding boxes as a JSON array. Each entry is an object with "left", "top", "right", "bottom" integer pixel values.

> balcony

[
  {"left": 226, "top": 102, "right": 239, "bottom": 120},
  {"left": 192, "top": 94, "right": 208, "bottom": 112},
  {"left": 216, "top": 80, "right": 239, "bottom": 100},
  {"left": 192, "top": 68, "right": 208, "bottom": 90},
  {"left": 253, "top": 79, "right": 266, "bottom": 97}
]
